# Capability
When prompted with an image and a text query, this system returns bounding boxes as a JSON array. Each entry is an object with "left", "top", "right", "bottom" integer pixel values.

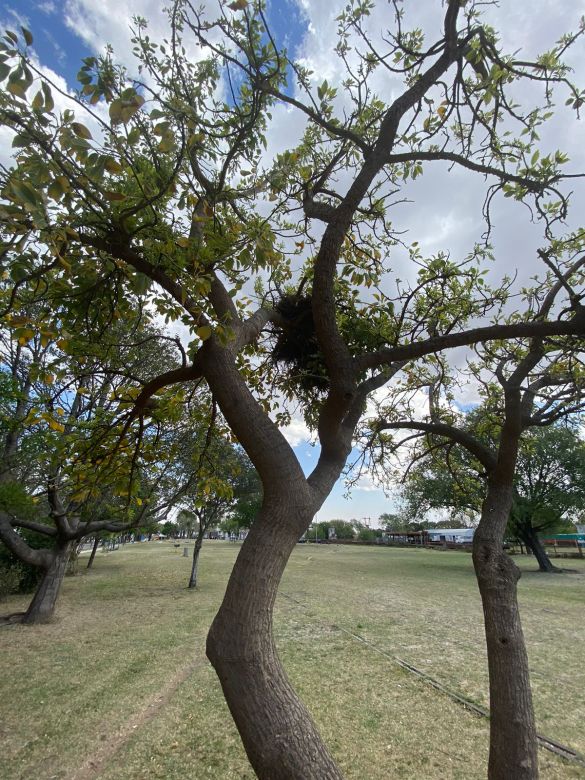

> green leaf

[
  {"left": 31, "top": 90, "right": 44, "bottom": 110},
  {"left": 21, "top": 27, "right": 33, "bottom": 46},
  {"left": 133, "top": 272, "right": 151, "bottom": 294},
  {"left": 127, "top": 127, "right": 141, "bottom": 145},
  {"left": 531, "top": 150, "right": 540, "bottom": 166},
  {"left": 10, "top": 179, "right": 41, "bottom": 208},
  {"left": 41, "top": 82, "right": 54, "bottom": 112},
  {"left": 0, "top": 61, "right": 10, "bottom": 81},
  {"left": 104, "top": 157, "right": 123, "bottom": 174},
  {"left": 48, "top": 178, "right": 66, "bottom": 201},
  {"left": 71, "top": 122, "right": 93, "bottom": 140},
  {"left": 104, "top": 191, "right": 127, "bottom": 201},
  {"left": 6, "top": 80, "right": 26, "bottom": 98},
  {"left": 158, "top": 135, "right": 175, "bottom": 153}
]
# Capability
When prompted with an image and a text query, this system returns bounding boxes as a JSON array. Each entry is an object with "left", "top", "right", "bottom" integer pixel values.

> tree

[
  {"left": 374, "top": 301, "right": 585, "bottom": 777},
  {"left": 510, "top": 426, "right": 585, "bottom": 565},
  {"left": 1, "top": 2, "right": 585, "bottom": 776},
  {"left": 0, "top": 315, "right": 190, "bottom": 621},
  {"left": 402, "top": 421, "right": 585, "bottom": 570}
]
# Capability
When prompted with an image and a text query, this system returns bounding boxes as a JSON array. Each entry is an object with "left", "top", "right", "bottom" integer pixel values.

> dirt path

[{"left": 69, "top": 657, "right": 205, "bottom": 780}]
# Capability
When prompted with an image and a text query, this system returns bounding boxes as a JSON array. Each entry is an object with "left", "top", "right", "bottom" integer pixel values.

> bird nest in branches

[{"left": 270, "top": 294, "right": 328, "bottom": 392}]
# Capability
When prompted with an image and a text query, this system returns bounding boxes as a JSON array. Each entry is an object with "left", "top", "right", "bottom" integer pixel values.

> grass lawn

[{"left": 1, "top": 541, "right": 584, "bottom": 779}]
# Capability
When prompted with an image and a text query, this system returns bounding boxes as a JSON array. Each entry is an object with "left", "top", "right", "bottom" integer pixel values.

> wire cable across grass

[{"left": 279, "top": 590, "right": 585, "bottom": 769}]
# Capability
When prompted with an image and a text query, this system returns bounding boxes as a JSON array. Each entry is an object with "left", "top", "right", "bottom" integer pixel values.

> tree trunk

[
  {"left": 188, "top": 529, "right": 204, "bottom": 589},
  {"left": 473, "top": 489, "right": 538, "bottom": 779},
  {"left": 207, "top": 494, "right": 343, "bottom": 780},
  {"left": 87, "top": 535, "right": 100, "bottom": 569},
  {"left": 22, "top": 541, "right": 73, "bottom": 624},
  {"left": 521, "top": 527, "right": 560, "bottom": 573}
]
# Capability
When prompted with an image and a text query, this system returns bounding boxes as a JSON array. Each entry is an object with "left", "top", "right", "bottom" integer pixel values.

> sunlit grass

[{"left": 1, "top": 542, "right": 583, "bottom": 779}]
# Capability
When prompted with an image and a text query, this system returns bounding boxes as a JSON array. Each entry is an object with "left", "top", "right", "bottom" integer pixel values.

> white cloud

[
  {"left": 279, "top": 417, "right": 311, "bottom": 448},
  {"left": 36, "top": 1, "right": 57, "bottom": 14}
]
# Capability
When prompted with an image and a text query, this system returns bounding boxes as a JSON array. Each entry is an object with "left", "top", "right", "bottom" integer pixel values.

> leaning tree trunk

[
  {"left": 188, "top": 528, "right": 205, "bottom": 589},
  {"left": 207, "top": 492, "right": 343, "bottom": 780},
  {"left": 87, "top": 535, "right": 100, "bottom": 569},
  {"left": 521, "top": 527, "right": 560, "bottom": 573},
  {"left": 473, "top": 483, "right": 538, "bottom": 779},
  {"left": 22, "top": 540, "right": 74, "bottom": 624}
]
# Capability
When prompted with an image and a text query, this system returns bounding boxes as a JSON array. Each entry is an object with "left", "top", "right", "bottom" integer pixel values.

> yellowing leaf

[
  {"left": 197, "top": 325, "right": 212, "bottom": 341},
  {"left": 437, "top": 105, "right": 447, "bottom": 119},
  {"left": 31, "top": 90, "right": 44, "bottom": 111},
  {"left": 228, "top": 0, "right": 248, "bottom": 9},
  {"left": 45, "top": 373, "right": 54, "bottom": 384},
  {"left": 71, "top": 122, "right": 93, "bottom": 140},
  {"left": 48, "top": 419, "right": 65, "bottom": 432},
  {"left": 104, "top": 157, "right": 123, "bottom": 174}
]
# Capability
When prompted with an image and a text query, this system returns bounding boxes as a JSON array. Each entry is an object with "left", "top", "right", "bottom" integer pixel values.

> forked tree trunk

[
  {"left": 473, "top": 484, "right": 538, "bottom": 779},
  {"left": 22, "top": 541, "right": 73, "bottom": 624},
  {"left": 188, "top": 528, "right": 205, "bottom": 589},
  {"left": 207, "top": 494, "right": 343, "bottom": 780},
  {"left": 521, "top": 527, "right": 560, "bottom": 573}
]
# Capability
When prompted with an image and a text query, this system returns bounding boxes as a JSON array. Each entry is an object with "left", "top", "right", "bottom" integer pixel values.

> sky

[{"left": 2, "top": 0, "right": 585, "bottom": 524}]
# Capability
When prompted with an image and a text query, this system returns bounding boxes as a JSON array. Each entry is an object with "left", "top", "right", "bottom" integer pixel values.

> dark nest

[{"left": 271, "top": 294, "right": 329, "bottom": 392}]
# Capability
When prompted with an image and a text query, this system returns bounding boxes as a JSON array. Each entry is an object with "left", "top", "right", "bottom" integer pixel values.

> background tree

[
  {"left": 401, "top": 421, "right": 585, "bottom": 569},
  {"left": 0, "top": 313, "right": 191, "bottom": 621}
]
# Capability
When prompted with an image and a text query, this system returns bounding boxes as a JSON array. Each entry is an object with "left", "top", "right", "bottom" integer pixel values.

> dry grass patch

[{"left": 1, "top": 541, "right": 583, "bottom": 779}]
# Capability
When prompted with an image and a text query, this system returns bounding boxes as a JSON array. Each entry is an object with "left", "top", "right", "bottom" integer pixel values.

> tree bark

[
  {"left": 521, "top": 527, "right": 560, "bottom": 573},
  {"left": 22, "top": 541, "right": 73, "bottom": 624},
  {"left": 188, "top": 528, "right": 204, "bottom": 589},
  {"left": 87, "top": 535, "right": 100, "bottom": 569},
  {"left": 207, "top": 493, "right": 343, "bottom": 780},
  {"left": 473, "top": 486, "right": 538, "bottom": 779}
]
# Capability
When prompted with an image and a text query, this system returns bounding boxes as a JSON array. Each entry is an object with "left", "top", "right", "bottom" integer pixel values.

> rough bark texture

[
  {"left": 207, "top": 494, "right": 343, "bottom": 780},
  {"left": 203, "top": 340, "right": 346, "bottom": 779},
  {"left": 473, "top": 478, "right": 538, "bottom": 779},
  {"left": 22, "top": 541, "right": 73, "bottom": 624}
]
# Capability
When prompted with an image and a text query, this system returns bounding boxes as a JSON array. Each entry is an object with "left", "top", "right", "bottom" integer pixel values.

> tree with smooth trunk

[
  {"left": 374, "top": 287, "right": 585, "bottom": 777},
  {"left": 2, "top": 1, "right": 585, "bottom": 776}
]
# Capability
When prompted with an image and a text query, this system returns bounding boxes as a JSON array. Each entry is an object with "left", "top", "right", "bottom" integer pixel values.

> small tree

[{"left": 0, "top": 317, "right": 190, "bottom": 621}]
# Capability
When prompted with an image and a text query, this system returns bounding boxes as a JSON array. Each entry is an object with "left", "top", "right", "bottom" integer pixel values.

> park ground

[{"left": 1, "top": 542, "right": 584, "bottom": 780}]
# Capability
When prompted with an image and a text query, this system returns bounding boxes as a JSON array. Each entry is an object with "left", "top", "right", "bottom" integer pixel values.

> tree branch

[{"left": 355, "top": 316, "right": 585, "bottom": 371}]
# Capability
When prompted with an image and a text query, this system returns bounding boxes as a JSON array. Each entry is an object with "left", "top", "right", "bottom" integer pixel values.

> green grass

[{"left": 1, "top": 542, "right": 584, "bottom": 779}]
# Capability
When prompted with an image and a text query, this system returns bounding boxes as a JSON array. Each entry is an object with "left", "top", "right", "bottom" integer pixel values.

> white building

[{"left": 426, "top": 528, "right": 475, "bottom": 544}]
